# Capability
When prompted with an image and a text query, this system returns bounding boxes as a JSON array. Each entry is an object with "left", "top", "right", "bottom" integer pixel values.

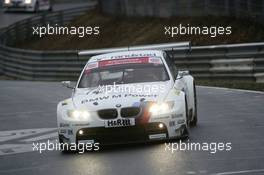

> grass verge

[{"left": 15, "top": 9, "right": 264, "bottom": 50}]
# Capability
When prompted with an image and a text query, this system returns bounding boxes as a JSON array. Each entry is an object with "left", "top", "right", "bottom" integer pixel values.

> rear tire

[{"left": 190, "top": 82, "right": 198, "bottom": 127}]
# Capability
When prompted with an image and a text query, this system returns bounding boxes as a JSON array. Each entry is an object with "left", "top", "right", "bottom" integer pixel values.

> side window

[{"left": 163, "top": 52, "right": 177, "bottom": 80}]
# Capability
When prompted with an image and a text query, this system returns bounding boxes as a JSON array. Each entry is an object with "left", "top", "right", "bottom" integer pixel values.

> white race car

[
  {"left": 3, "top": 0, "right": 52, "bottom": 12},
  {"left": 57, "top": 50, "right": 197, "bottom": 150}
]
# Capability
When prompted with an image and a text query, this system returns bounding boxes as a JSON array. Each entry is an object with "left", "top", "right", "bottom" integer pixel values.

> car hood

[{"left": 72, "top": 81, "right": 172, "bottom": 111}]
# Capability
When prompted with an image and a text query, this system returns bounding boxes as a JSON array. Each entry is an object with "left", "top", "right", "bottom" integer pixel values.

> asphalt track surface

[
  {"left": 0, "top": 80, "right": 264, "bottom": 175},
  {"left": 0, "top": 2, "right": 95, "bottom": 28}
]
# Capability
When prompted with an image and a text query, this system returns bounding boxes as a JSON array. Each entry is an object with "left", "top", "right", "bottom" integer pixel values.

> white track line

[
  {"left": 0, "top": 128, "right": 56, "bottom": 142},
  {"left": 198, "top": 86, "right": 264, "bottom": 94},
  {"left": 213, "top": 169, "right": 264, "bottom": 175},
  {"left": 22, "top": 132, "right": 58, "bottom": 142},
  {"left": 0, "top": 110, "right": 53, "bottom": 116},
  {"left": 0, "top": 144, "right": 33, "bottom": 156}
]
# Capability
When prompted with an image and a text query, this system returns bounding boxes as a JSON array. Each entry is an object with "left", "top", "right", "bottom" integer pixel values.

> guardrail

[
  {"left": 0, "top": 2, "right": 263, "bottom": 83},
  {"left": 173, "top": 42, "right": 264, "bottom": 83},
  {"left": 0, "top": 41, "right": 264, "bottom": 82},
  {"left": 0, "top": 2, "right": 97, "bottom": 46},
  {"left": 0, "top": 2, "right": 96, "bottom": 77}
]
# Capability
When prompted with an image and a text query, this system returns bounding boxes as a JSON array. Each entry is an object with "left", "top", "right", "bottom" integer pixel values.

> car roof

[{"left": 88, "top": 50, "right": 164, "bottom": 63}]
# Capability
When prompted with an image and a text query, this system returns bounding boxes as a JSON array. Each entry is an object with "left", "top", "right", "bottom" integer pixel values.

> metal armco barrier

[
  {"left": 0, "top": 3, "right": 263, "bottom": 82},
  {"left": 0, "top": 3, "right": 97, "bottom": 46},
  {"left": 0, "top": 42, "right": 264, "bottom": 82},
  {"left": 173, "top": 42, "right": 264, "bottom": 83}
]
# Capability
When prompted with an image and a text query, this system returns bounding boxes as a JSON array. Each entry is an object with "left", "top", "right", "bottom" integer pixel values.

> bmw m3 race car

[
  {"left": 57, "top": 49, "right": 197, "bottom": 151},
  {"left": 3, "top": 0, "right": 52, "bottom": 12}
]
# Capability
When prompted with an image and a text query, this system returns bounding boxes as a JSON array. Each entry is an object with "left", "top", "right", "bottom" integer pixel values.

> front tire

[
  {"left": 180, "top": 96, "right": 189, "bottom": 139},
  {"left": 59, "top": 135, "right": 73, "bottom": 153}
]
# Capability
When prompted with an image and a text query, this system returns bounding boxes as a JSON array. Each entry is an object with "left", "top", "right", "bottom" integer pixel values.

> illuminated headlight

[
  {"left": 149, "top": 101, "right": 174, "bottom": 115},
  {"left": 5, "top": 0, "right": 10, "bottom": 4},
  {"left": 24, "top": 0, "right": 32, "bottom": 4},
  {"left": 67, "top": 110, "right": 91, "bottom": 121}
]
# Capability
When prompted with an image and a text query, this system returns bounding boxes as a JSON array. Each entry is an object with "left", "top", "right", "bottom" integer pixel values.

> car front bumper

[
  {"left": 58, "top": 120, "right": 187, "bottom": 146},
  {"left": 75, "top": 122, "right": 169, "bottom": 145}
]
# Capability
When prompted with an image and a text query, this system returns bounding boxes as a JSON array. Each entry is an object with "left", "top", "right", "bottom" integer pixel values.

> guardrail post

[
  {"left": 204, "top": 0, "right": 210, "bottom": 15},
  {"left": 262, "top": 1, "right": 264, "bottom": 22},
  {"left": 59, "top": 11, "right": 64, "bottom": 26},
  {"left": 41, "top": 13, "right": 46, "bottom": 26},
  {"left": 15, "top": 23, "right": 20, "bottom": 45},
  {"left": 187, "top": 0, "right": 192, "bottom": 16},
  {"left": 224, "top": 0, "right": 229, "bottom": 16},
  {"left": 234, "top": 0, "right": 240, "bottom": 18},
  {"left": 26, "top": 18, "right": 32, "bottom": 40}
]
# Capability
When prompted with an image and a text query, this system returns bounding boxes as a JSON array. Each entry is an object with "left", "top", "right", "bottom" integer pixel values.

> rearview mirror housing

[
  {"left": 61, "top": 81, "right": 75, "bottom": 89},
  {"left": 177, "top": 70, "right": 189, "bottom": 80}
]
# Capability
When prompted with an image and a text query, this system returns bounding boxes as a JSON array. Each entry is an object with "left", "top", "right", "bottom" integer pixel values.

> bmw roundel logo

[{"left": 116, "top": 104, "right": 122, "bottom": 108}]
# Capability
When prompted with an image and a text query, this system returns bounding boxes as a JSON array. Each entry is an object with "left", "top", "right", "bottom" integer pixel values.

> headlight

[
  {"left": 25, "top": 0, "right": 32, "bottom": 4},
  {"left": 5, "top": 0, "right": 10, "bottom": 4},
  {"left": 149, "top": 101, "right": 174, "bottom": 115},
  {"left": 67, "top": 110, "right": 91, "bottom": 121}
]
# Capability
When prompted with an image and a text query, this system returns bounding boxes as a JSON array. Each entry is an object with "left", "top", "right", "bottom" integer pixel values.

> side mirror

[
  {"left": 177, "top": 70, "right": 189, "bottom": 80},
  {"left": 61, "top": 81, "right": 75, "bottom": 89}
]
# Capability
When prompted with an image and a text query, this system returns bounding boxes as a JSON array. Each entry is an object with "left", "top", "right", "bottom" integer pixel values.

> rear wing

[{"left": 78, "top": 42, "right": 191, "bottom": 56}]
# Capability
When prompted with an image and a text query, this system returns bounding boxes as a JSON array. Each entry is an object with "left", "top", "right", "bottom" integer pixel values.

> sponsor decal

[
  {"left": 149, "top": 133, "right": 166, "bottom": 140},
  {"left": 169, "top": 121, "right": 176, "bottom": 127},
  {"left": 124, "top": 94, "right": 158, "bottom": 98},
  {"left": 151, "top": 116, "right": 170, "bottom": 120},
  {"left": 84, "top": 56, "right": 162, "bottom": 73},
  {"left": 73, "top": 123, "right": 90, "bottom": 127},
  {"left": 177, "top": 119, "right": 185, "bottom": 124},
  {"left": 99, "top": 57, "right": 149, "bottom": 67},
  {"left": 59, "top": 129, "right": 67, "bottom": 134},
  {"left": 67, "top": 129, "right": 73, "bottom": 135},
  {"left": 86, "top": 62, "right": 98, "bottom": 69},
  {"left": 105, "top": 118, "right": 135, "bottom": 128},
  {"left": 59, "top": 123, "right": 70, "bottom": 127},
  {"left": 62, "top": 99, "right": 70, "bottom": 106},
  {"left": 149, "top": 57, "right": 162, "bottom": 64},
  {"left": 174, "top": 88, "right": 181, "bottom": 96},
  {"left": 171, "top": 114, "right": 183, "bottom": 118},
  {"left": 81, "top": 94, "right": 158, "bottom": 104},
  {"left": 132, "top": 102, "right": 141, "bottom": 107},
  {"left": 110, "top": 53, "right": 157, "bottom": 59},
  {"left": 81, "top": 96, "right": 110, "bottom": 104},
  {"left": 62, "top": 102, "right": 68, "bottom": 106}
]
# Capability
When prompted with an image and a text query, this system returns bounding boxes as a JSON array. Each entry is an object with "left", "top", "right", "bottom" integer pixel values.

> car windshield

[{"left": 78, "top": 57, "right": 169, "bottom": 88}]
